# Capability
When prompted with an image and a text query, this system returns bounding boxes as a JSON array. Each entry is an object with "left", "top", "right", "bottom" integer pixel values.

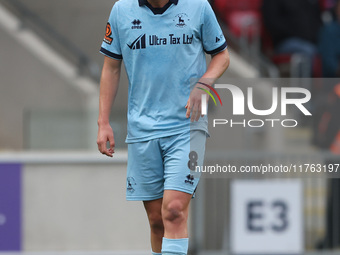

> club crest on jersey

[
  {"left": 104, "top": 22, "right": 113, "bottom": 45},
  {"left": 131, "top": 19, "right": 142, "bottom": 29},
  {"left": 174, "top": 13, "right": 189, "bottom": 28}
]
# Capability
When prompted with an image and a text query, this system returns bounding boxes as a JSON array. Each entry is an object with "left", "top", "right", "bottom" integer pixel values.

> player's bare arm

[
  {"left": 186, "top": 49, "right": 230, "bottom": 122},
  {"left": 97, "top": 56, "right": 122, "bottom": 157}
]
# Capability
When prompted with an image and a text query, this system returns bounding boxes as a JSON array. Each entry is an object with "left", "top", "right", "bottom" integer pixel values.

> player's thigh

[
  {"left": 127, "top": 140, "right": 164, "bottom": 201},
  {"left": 162, "top": 130, "right": 207, "bottom": 195}
]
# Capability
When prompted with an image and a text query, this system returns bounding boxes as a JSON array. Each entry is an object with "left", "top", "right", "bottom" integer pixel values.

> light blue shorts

[{"left": 126, "top": 130, "right": 207, "bottom": 201}]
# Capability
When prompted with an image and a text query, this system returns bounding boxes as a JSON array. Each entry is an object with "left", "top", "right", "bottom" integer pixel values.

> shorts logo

[
  {"left": 104, "top": 22, "right": 113, "bottom": 45},
  {"left": 185, "top": 174, "right": 195, "bottom": 185},
  {"left": 127, "top": 177, "right": 137, "bottom": 193},
  {"left": 127, "top": 34, "right": 146, "bottom": 50},
  {"left": 174, "top": 13, "right": 189, "bottom": 28}
]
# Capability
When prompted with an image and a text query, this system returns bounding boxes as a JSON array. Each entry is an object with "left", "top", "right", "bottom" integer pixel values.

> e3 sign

[{"left": 230, "top": 180, "right": 303, "bottom": 254}]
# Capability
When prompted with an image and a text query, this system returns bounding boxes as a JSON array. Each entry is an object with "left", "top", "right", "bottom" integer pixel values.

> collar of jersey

[{"left": 138, "top": 0, "right": 178, "bottom": 15}]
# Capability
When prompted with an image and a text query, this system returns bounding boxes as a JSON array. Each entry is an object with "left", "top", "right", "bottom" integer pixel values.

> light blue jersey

[{"left": 100, "top": 0, "right": 227, "bottom": 143}]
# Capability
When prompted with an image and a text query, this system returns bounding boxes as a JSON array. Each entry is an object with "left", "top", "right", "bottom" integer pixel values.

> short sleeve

[
  {"left": 100, "top": 3, "right": 123, "bottom": 60},
  {"left": 201, "top": 0, "right": 227, "bottom": 55}
]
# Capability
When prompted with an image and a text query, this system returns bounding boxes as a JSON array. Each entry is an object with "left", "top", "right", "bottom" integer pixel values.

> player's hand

[
  {"left": 97, "top": 123, "right": 115, "bottom": 157},
  {"left": 185, "top": 83, "right": 209, "bottom": 122}
]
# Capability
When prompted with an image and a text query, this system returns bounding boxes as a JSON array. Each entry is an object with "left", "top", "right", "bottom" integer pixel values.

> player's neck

[{"left": 146, "top": 0, "right": 169, "bottom": 8}]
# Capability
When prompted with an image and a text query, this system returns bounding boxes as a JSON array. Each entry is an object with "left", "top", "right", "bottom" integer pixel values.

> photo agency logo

[{"left": 200, "top": 83, "right": 312, "bottom": 128}]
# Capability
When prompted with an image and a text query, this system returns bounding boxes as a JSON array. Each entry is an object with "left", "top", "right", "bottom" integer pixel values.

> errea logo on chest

[{"left": 131, "top": 19, "right": 142, "bottom": 29}]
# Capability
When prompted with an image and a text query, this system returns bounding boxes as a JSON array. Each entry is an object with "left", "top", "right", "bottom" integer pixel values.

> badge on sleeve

[{"left": 104, "top": 22, "right": 113, "bottom": 45}]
